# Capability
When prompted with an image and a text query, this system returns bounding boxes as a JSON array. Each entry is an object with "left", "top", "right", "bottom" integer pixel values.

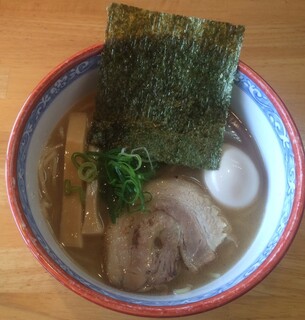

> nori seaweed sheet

[{"left": 88, "top": 3, "right": 245, "bottom": 169}]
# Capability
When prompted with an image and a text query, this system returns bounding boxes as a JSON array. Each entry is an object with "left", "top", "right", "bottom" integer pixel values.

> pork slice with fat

[
  {"left": 104, "top": 177, "right": 231, "bottom": 292},
  {"left": 105, "top": 210, "right": 181, "bottom": 292},
  {"left": 146, "top": 177, "right": 230, "bottom": 272}
]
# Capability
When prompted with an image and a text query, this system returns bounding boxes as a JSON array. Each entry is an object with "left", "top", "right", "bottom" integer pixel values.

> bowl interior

[{"left": 8, "top": 46, "right": 299, "bottom": 314}]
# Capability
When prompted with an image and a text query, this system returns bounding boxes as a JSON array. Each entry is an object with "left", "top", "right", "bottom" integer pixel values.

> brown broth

[{"left": 39, "top": 95, "right": 267, "bottom": 294}]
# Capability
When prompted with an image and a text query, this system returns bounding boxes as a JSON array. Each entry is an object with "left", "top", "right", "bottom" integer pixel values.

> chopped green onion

[
  {"left": 64, "top": 179, "right": 85, "bottom": 206},
  {"left": 70, "top": 147, "right": 157, "bottom": 222},
  {"left": 77, "top": 162, "right": 98, "bottom": 182}
]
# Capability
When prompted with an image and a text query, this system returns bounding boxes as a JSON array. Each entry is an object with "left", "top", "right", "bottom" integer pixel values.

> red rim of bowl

[{"left": 5, "top": 44, "right": 305, "bottom": 317}]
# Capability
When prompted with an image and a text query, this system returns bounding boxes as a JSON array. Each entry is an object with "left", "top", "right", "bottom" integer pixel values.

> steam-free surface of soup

[{"left": 38, "top": 95, "right": 267, "bottom": 294}]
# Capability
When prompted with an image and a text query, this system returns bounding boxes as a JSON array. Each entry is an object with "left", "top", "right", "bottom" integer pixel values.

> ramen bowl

[{"left": 6, "top": 44, "right": 305, "bottom": 317}]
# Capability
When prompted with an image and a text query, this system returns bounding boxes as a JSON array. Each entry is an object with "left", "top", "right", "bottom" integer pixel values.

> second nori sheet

[{"left": 89, "top": 3, "right": 245, "bottom": 169}]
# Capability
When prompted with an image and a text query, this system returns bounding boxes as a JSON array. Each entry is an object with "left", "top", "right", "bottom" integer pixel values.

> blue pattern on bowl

[{"left": 17, "top": 56, "right": 295, "bottom": 306}]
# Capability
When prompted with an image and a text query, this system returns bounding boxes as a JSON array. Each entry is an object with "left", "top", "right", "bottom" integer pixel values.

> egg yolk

[{"left": 204, "top": 144, "right": 260, "bottom": 209}]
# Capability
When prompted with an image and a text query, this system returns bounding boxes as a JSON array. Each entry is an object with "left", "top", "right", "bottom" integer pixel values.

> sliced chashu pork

[
  {"left": 104, "top": 177, "right": 231, "bottom": 292},
  {"left": 105, "top": 210, "right": 181, "bottom": 292}
]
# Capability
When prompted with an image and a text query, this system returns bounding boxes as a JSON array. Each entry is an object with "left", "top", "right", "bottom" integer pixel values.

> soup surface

[{"left": 38, "top": 94, "right": 267, "bottom": 294}]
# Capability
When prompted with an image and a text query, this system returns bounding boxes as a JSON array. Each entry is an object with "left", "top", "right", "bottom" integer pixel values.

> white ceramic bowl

[{"left": 6, "top": 44, "right": 305, "bottom": 317}]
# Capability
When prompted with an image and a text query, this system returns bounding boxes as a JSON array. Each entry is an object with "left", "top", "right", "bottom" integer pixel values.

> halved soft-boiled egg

[{"left": 204, "top": 144, "right": 260, "bottom": 209}]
